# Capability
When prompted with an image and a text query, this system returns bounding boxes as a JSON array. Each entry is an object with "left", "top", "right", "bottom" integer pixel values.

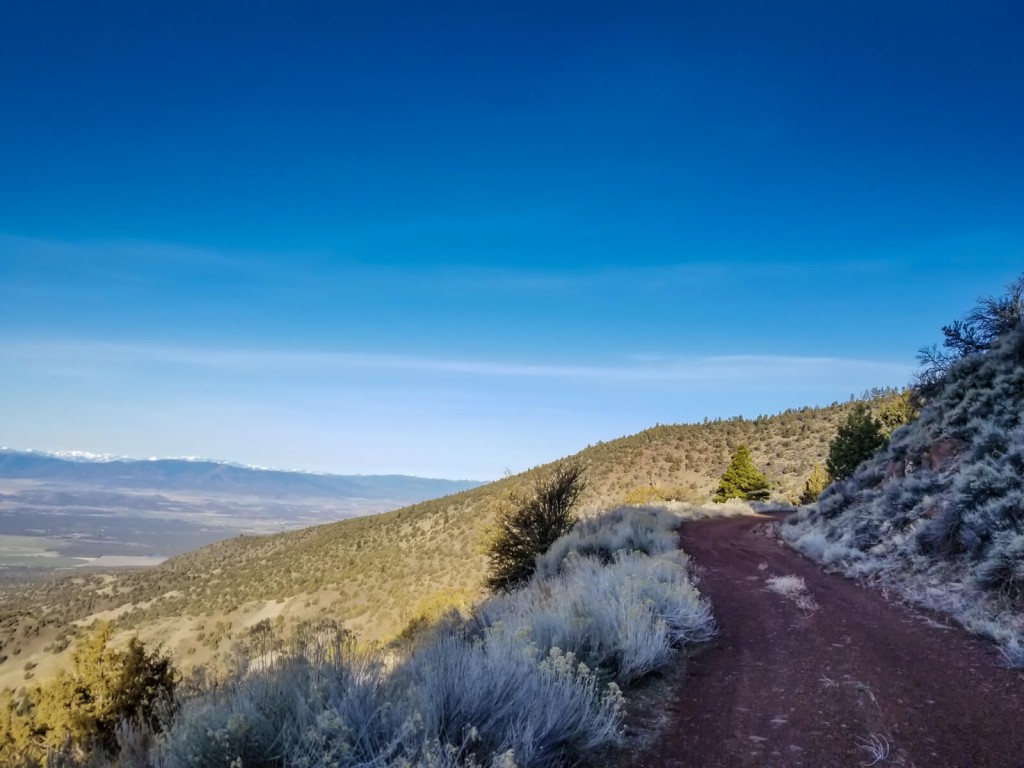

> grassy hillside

[
  {"left": 784, "top": 323, "right": 1024, "bottom": 662},
  {"left": 0, "top": 395, "right": 888, "bottom": 687}
]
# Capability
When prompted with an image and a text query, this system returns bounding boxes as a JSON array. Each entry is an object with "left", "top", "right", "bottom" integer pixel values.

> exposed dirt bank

[{"left": 629, "top": 514, "right": 1024, "bottom": 768}]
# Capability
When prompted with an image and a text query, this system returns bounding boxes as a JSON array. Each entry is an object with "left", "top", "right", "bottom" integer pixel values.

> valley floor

[{"left": 631, "top": 514, "right": 1024, "bottom": 768}]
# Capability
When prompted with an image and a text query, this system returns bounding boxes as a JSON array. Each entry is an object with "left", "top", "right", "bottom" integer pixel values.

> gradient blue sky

[{"left": 2, "top": 1, "right": 1022, "bottom": 478}]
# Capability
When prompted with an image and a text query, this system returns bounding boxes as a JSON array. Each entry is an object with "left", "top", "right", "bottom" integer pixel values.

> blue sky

[{"left": 1, "top": 1, "right": 1022, "bottom": 478}]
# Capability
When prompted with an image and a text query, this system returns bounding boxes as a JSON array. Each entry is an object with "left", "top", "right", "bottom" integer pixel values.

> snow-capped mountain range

[{"left": 0, "top": 448, "right": 481, "bottom": 499}]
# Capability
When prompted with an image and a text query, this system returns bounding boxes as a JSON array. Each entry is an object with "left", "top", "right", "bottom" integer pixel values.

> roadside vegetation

[
  {"left": 785, "top": 275, "right": 1024, "bottom": 663},
  {"left": 1, "top": 500, "right": 716, "bottom": 767}
]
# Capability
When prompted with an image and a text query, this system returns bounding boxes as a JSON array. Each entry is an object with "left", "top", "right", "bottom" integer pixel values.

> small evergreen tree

[
  {"left": 799, "top": 463, "right": 830, "bottom": 504},
  {"left": 874, "top": 390, "right": 918, "bottom": 437},
  {"left": 826, "top": 403, "right": 886, "bottom": 481},
  {"left": 486, "top": 461, "right": 586, "bottom": 592},
  {"left": 713, "top": 445, "right": 770, "bottom": 502}
]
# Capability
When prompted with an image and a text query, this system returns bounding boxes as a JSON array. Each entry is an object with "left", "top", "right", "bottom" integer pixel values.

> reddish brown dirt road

[{"left": 630, "top": 514, "right": 1024, "bottom": 768}]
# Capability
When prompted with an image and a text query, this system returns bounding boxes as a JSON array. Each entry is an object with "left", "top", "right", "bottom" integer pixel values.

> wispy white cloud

[
  {"left": 1, "top": 338, "right": 912, "bottom": 385},
  {"left": 0, "top": 231, "right": 906, "bottom": 298},
  {"left": 0, "top": 233, "right": 264, "bottom": 270}
]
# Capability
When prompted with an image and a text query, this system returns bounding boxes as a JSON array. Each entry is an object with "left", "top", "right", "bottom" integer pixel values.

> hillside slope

[
  {"left": 784, "top": 323, "right": 1024, "bottom": 659},
  {"left": 1, "top": 396, "right": 886, "bottom": 686}
]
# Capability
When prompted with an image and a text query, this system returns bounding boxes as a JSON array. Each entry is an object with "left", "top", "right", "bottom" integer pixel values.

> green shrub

[
  {"left": 622, "top": 485, "right": 662, "bottom": 505},
  {"left": 1, "top": 622, "right": 176, "bottom": 764},
  {"left": 799, "top": 464, "right": 830, "bottom": 504}
]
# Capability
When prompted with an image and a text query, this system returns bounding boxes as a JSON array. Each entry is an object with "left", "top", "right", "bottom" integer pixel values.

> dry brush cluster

[{"left": 2, "top": 505, "right": 715, "bottom": 767}]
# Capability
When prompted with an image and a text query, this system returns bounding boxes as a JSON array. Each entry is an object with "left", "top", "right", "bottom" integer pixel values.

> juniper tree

[
  {"left": 486, "top": 461, "right": 586, "bottom": 592},
  {"left": 713, "top": 445, "right": 770, "bottom": 502},
  {"left": 4, "top": 622, "right": 177, "bottom": 761},
  {"left": 826, "top": 403, "right": 886, "bottom": 482}
]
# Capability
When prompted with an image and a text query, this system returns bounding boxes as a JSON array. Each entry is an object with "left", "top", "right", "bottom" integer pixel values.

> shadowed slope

[{"left": 785, "top": 324, "right": 1024, "bottom": 656}]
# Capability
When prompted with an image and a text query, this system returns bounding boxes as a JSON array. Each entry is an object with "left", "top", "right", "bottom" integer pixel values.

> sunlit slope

[{"left": 1, "top": 397, "right": 875, "bottom": 670}]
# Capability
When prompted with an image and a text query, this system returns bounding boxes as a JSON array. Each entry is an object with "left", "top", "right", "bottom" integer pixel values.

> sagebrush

[
  {"left": 6, "top": 505, "right": 715, "bottom": 767},
  {"left": 785, "top": 320, "right": 1024, "bottom": 662}
]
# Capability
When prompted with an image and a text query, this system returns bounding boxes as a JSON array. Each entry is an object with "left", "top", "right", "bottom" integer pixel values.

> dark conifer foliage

[
  {"left": 486, "top": 461, "right": 587, "bottom": 592},
  {"left": 712, "top": 445, "right": 770, "bottom": 502},
  {"left": 826, "top": 404, "right": 887, "bottom": 482}
]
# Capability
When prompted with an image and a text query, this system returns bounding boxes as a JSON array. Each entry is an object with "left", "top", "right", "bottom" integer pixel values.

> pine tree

[
  {"left": 799, "top": 463, "right": 830, "bottom": 504},
  {"left": 713, "top": 445, "right": 771, "bottom": 502},
  {"left": 826, "top": 403, "right": 886, "bottom": 481}
]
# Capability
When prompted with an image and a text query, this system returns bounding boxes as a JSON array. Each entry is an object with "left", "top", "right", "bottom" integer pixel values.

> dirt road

[{"left": 630, "top": 514, "right": 1024, "bottom": 768}]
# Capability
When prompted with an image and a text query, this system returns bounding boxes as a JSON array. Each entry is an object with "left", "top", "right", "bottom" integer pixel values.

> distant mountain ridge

[{"left": 0, "top": 449, "right": 481, "bottom": 500}]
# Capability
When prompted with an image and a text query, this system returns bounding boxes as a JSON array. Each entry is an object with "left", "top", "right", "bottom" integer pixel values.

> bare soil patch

[{"left": 628, "top": 514, "right": 1024, "bottom": 768}]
